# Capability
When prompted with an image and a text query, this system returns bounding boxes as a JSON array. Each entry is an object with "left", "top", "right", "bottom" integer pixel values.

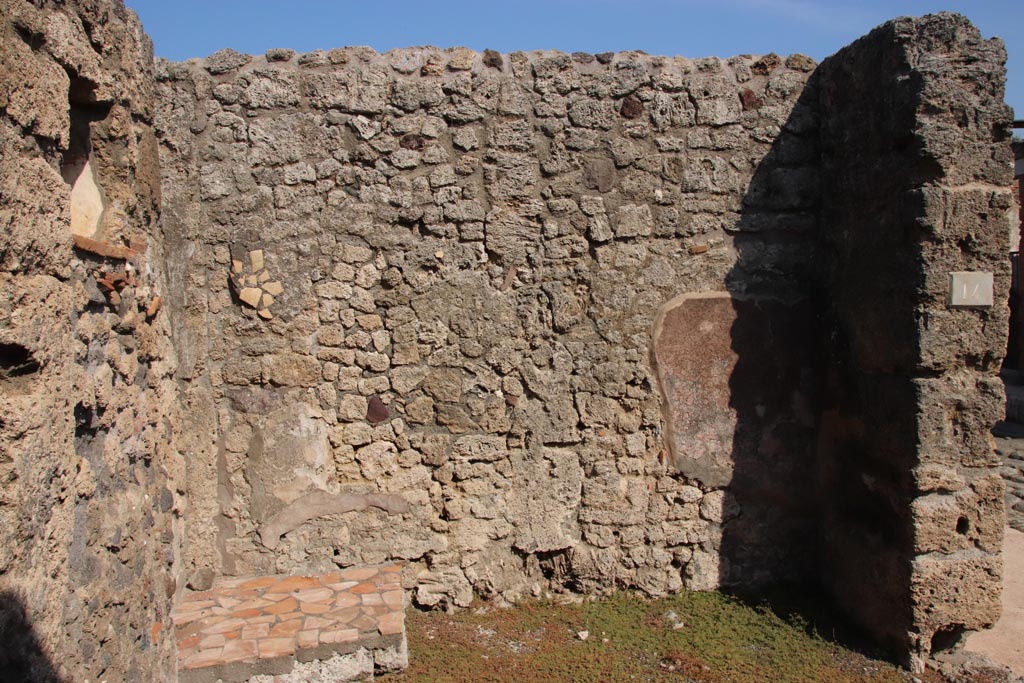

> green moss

[{"left": 380, "top": 590, "right": 922, "bottom": 683}]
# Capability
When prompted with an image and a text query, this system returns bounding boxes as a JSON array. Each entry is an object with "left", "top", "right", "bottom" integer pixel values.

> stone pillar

[
  {"left": 816, "top": 13, "right": 1013, "bottom": 670},
  {"left": 0, "top": 0, "right": 181, "bottom": 680}
]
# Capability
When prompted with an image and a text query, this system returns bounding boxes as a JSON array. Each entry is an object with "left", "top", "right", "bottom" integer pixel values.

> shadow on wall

[
  {"left": 653, "top": 74, "right": 825, "bottom": 596},
  {"left": 655, "top": 61, "right": 924, "bottom": 651},
  {"left": 718, "top": 72, "right": 823, "bottom": 590},
  {"left": 0, "top": 590, "right": 63, "bottom": 683}
]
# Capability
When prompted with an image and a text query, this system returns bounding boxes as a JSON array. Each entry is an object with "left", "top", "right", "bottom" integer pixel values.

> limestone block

[
  {"left": 911, "top": 552, "right": 1002, "bottom": 639},
  {"left": 263, "top": 353, "right": 321, "bottom": 387},
  {"left": 204, "top": 48, "right": 252, "bottom": 74},
  {"left": 613, "top": 204, "right": 653, "bottom": 239},
  {"left": 511, "top": 448, "right": 584, "bottom": 553},
  {"left": 453, "top": 435, "right": 507, "bottom": 463}
]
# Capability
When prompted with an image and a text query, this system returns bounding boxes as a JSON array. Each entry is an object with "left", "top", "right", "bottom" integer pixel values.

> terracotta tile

[
  {"left": 297, "top": 629, "right": 319, "bottom": 650},
  {"left": 240, "top": 576, "right": 279, "bottom": 590},
  {"left": 172, "top": 610, "right": 205, "bottom": 627},
  {"left": 303, "top": 616, "right": 332, "bottom": 630},
  {"left": 339, "top": 567, "right": 378, "bottom": 582},
  {"left": 174, "top": 566, "right": 406, "bottom": 671},
  {"left": 350, "top": 581, "right": 377, "bottom": 595},
  {"left": 320, "top": 628, "right": 359, "bottom": 645},
  {"left": 383, "top": 590, "right": 404, "bottom": 610},
  {"left": 328, "top": 581, "right": 359, "bottom": 592},
  {"left": 176, "top": 634, "right": 201, "bottom": 652},
  {"left": 198, "top": 634, "right": 226, "bottom": 649},
  {"left": 248, "top": 615, "right": 277, "bottom": 625},
  {"left": 318, "top": 571, "right": 342, "bottom": 584},
  {"left": 294, "top": 587, "right": 333, "bottom": 603},
  {"left": 264, "top": 597, "right": 298, "bottom": 615},
  {"left": 333, "top": 592, "right": 360, "bottom": 609},
  {"left": 350, "top": 614, "right": 376, "bottom": 632},
  {"left": 181, "top": 647, "right": 225, "bottom": 670},
  {"left": 269, "top": 619, "right": 303, "bottom": 638},
  {"left": 220, "top": 638, "right": 259, "bottom": 664},
  {"left": 240, "top": 623, "right": 270, "bottom": 640},
  {"left": 233, "top": 598, "right": 273, "bottom": 611},
  {"left": 378, "top": 612, "right": 404, "bottom": 636},
  {"left": 267, "top": 576, "right": 320, "bottom": 593},
  {"left": 259, "top": 637, "right": 296, "bottom": 659},
  {"left": 361, "top": 593, "right": 384, "bottom": 607},
  {"left": 326, "top": 606, "right": 361, "bottom": 624},
  {"left": 300, "top": 601, "right": 331, "bottom": 615},
  {"left": 362, "top": 604, "right": 388, "bottom": 619},
  {"left": 228, "top": 608, "right": 263, "bottom": 619},
  {"left": 194, "top": 615, "right": 225, "bottom": 630},
  {"left": 174, "top": 621, "right": 204, "bottom": 640},
  {"left": 202, "top": 618, "right": 247, "bottom": 635},
  {"left": 381, "top": 563, "right": 404, "bottom": 573}
]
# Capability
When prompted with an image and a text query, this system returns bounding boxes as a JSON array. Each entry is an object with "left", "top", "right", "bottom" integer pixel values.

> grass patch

[{"left": 380, "top": 589, "right": 942, "bottom": 683}]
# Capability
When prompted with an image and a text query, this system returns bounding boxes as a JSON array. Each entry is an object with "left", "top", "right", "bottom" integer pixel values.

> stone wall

[
  {"left": 153, "top": 42, "right": 822, "bottom": 606},
  {"left": 0, "top": 0, "right": 182, "bottom": 680},
  {"left": 0, "top": 2, "right": 1013, "bottom": 677},
  {"left": 152, "top": 16, "right": 1014, "bottom": 670},
  {"left": 816, "top": 15, "right": 1012, "bottom": 669}
]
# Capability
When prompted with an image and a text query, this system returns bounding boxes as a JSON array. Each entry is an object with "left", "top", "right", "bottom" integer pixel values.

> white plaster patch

[{"left": 68, "top": 157, "right": 105, "bottom": 237}]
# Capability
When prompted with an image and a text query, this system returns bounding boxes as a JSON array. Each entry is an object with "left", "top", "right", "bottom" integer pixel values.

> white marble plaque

[{"left": 948, "top": 271, "right": 994, "bottom": 308}]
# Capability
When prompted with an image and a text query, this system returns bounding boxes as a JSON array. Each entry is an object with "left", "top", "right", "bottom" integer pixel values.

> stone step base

[{"left": 171, "top": 565, "right": 407, "bottom": 683}]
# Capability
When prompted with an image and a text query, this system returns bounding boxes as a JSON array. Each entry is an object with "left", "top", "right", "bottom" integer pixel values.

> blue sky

[{"left": 126, "top": 0, "right": 1024, "bottom": 118}]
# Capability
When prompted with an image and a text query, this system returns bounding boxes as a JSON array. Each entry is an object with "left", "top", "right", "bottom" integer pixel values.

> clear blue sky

[{"left": 126, "top": 0, "right": 1024, "bottom": 118}]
